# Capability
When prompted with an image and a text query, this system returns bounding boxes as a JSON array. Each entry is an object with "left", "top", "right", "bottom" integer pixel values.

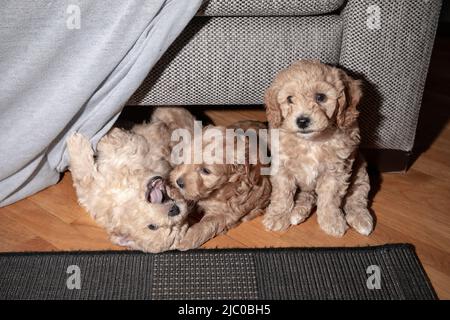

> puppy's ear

[
  {"left": 265, "top": 84, "right": 282, "bottom": 128},
  {"left": 337, "top": 70, "right": 362, "bottom": 130}
]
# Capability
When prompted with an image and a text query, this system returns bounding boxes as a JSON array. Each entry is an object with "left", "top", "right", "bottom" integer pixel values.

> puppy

[
  {"left": 66, "top": 107, "right": 195, "bottom": 252},
  {"left": 263, "top": 59, "right": 373, "bottom": 237},
  {"left": 171, "top": 121, "right": 272, "bottom": 249}
]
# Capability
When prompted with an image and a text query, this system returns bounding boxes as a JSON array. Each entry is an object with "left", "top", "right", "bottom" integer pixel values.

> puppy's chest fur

[{"left": 279, "top": 131, "right": 356, "bottom": 191}]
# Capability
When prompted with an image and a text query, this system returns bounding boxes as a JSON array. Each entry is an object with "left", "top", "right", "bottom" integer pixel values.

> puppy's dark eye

[
  {"left": 199, "top": 167, "right": 211, "bottom": 175},
  {"left": 148, "top": 224, "right": 158, "bottom": 231},
  {"left": 315, "top": 93, "right": 327, "bottom": 103},
  {"left": 287, "top": 96, "right": 294, "bottom": 104}
]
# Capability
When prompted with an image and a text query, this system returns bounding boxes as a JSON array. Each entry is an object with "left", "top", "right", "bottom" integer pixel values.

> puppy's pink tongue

[{"left": 150, "top": 188, "right": 163, "bottom": 204}]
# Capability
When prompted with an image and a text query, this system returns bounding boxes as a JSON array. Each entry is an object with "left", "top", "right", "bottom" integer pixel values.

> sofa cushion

[{"left": 197, "top": 0, "right": 345, "bottom": 16}]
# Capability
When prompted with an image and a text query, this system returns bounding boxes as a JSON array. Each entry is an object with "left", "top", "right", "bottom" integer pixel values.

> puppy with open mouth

[
  {"left": 66, "top": 107, "right": 195, "bottom": 253},
  {"left": 145, "top": 176, "right": 187, "bottom": 229}
]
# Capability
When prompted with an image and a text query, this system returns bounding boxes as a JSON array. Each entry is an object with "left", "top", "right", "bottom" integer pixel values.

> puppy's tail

[{"left": 66, "top": 133, "right": 97, "bottom": 197}]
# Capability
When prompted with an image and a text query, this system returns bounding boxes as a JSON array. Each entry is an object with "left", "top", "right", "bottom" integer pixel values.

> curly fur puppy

[
  {"left": 170, "top": 121, "right": 272, "bottom": 249},
  {"left": 67, "top": 107, "right": 195, "bottom": 252},
  {"left": 263, "top": 59, "right": 373, "bottom": 237}
]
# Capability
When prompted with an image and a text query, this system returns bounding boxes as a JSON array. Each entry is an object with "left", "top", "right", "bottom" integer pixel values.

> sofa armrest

[{"left": 340, "top": 0, "right": 442, "bottom": 151}]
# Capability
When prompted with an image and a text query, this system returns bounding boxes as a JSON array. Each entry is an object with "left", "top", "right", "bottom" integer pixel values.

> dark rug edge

[{"left": 0, "top": 243, "right": 415, "bottom": 256}]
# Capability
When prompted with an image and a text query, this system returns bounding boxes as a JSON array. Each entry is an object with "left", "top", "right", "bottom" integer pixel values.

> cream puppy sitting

[{"left": 263, "top": 60, "right": 373, "bottom": 237}]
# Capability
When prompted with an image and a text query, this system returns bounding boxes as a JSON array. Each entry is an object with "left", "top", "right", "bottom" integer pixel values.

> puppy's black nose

[
  {"left": 168, "top": 204, "right": 180, "bottom": 217},
  {"left": 176, "top": 177, "right": 184, "bottom": 189},
  {"left": 296, "top": 116, "right": 311, "bottom": 129}
]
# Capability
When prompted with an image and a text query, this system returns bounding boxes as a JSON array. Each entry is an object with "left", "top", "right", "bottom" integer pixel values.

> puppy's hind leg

[
  {"left": 343, "top": 158, "right": 373, "bottom": 236},
  {"left": 66, "top": 133, "right": 97, "bottom": 197}
]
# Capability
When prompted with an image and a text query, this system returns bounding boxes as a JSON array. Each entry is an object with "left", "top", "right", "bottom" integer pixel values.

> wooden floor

[{"left": 1, "top": 42, "right": 450, "bottom": 300}]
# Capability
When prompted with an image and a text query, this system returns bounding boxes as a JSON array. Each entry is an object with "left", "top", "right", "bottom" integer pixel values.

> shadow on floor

[{"left": 409, "top": 32, "right": 450, "bottom": 168}]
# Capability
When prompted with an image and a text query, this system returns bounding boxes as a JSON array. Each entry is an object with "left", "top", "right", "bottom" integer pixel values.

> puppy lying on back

[
  {"left": 171, "top": 121, "right": 271, "bottom": 249},
  {"left": 67, "top": 107, "right": 195, "bottom": 252},
  {"left": 263, "top": 59, "right": 373, "bottom": 237}
]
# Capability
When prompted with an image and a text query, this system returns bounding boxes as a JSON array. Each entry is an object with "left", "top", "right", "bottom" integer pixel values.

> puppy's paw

[
  {"left": 66, "top": 132, "right": 91, "bottom": 155},
  {"left": 110, "top": 234, "right": 136, "bottom": 249},
  {"left": 176, "top": 243, "right": 190, "bottom": 251},
  {"left": 317, "top": 209, "right": 348, "bottom": 237},
  {"left": 176, "top": 230, "right": 202, "bottom": 251},
  {"left": 177, "top": 237, "right": 196, "bottom": 251},
  {"left": 66, "top": 133, "right": 95, "bottom": 183},
  {"left": 290, "top": 213, "right": 306, "bottom": 226},
  {"left": 346, "top": 208, "right": 373, "bottom": 236},
  {"left": 263, "top": 213, "right": 291, "bottom": 232},
  {"left": 289, "top": 205, "right": 310, "bottom": 225}
]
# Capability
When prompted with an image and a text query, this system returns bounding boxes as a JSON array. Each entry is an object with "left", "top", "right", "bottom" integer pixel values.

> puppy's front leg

[
  {"left": 263, "top": 173, "right": 296, "bottom": 231},
  {"left": 128, "top": 224, "right": 188, "bottom": 253},
  {"left": 177, "top": 211, "right": 234, "bottom": 250},
  {"left": 344, "top": 158, "right": 373, "bottom": 235},
  {"left": 316, "top": 173, "right": 349, "bottom": 237},
  {"left": 66, "top": 133, "right": 97, "bottom": 186},
  {"left": 290, "top": 191, "right": 316, "bottom": 225}
]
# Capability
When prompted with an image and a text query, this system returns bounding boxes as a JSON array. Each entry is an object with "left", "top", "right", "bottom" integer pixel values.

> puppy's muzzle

[{"left": 168, "top": 204, "right": 180, "bottom": 217}]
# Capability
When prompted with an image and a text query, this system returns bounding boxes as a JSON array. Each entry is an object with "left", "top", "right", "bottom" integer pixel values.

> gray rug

[{"left": 0, "top": 244, "right": 436, "bottom": 300}]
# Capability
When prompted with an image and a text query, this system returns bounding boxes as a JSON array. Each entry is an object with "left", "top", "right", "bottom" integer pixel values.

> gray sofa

[{"left": 129, "top": 0, "right": 442, "bottom": 171}]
